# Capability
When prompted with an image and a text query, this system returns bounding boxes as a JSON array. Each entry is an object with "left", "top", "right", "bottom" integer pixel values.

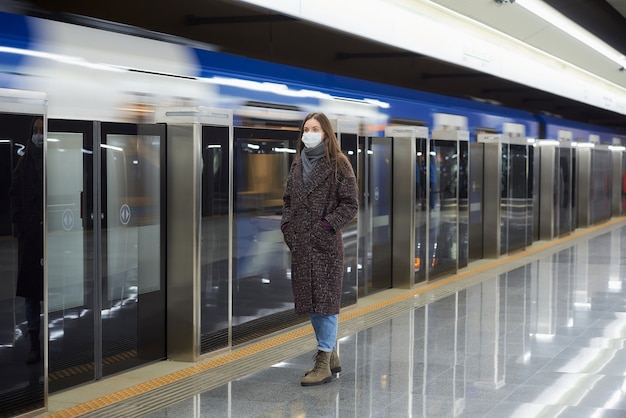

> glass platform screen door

[{"left": 47, "top": 119, "right": 166, "bottom": 392}]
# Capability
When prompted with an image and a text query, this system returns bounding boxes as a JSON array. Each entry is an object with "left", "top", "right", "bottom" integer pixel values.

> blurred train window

[
  {"left": 475, "top": 127, "right": 498, "bottom": 134},
  {"left": 389, "top": 118, "right": 427, "bottom": 127},
  {"left": 238, "top": 101, "right": 303, "bottom": 129}
]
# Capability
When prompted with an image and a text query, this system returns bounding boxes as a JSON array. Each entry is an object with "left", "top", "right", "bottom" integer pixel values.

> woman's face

[
  {"left": 303, "top": 118, "right": 324, "bottom": 138},
  {"left": 33, "top": 118, "right": 43, "bottom": 135}
]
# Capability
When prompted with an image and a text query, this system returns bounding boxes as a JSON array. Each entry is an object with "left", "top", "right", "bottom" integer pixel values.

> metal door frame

[{"left": 156, "top": 107, "right": 233, "bottom": 361}]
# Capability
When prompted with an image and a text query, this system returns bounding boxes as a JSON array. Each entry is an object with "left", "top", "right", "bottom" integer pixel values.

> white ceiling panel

[{"left": 430, "top": 0, "right": 626, "bottom": 89}]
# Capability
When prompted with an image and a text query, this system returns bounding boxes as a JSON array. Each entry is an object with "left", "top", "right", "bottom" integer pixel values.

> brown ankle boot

[
  {"left": 305, "top": 347, "right": 341, "bottom": 376},
  {"left": 25, "top": 329, "right": 41, "bottom": 365},
  {"left": 301, "top": 351, "right": 332, "bottom": 386}
]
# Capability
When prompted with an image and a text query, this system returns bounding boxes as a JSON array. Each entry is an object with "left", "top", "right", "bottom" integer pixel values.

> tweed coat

[{"left": 281, "top": 154, "right": 358, "bottom": 315}]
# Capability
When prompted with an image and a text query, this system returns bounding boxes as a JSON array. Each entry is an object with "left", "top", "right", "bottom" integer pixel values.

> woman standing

[
  {"left": 281, "top": 112, "right": 358, "bottom": 386},
  {"left": 10, "top": 116, "right": 44, "bottom": 365}
]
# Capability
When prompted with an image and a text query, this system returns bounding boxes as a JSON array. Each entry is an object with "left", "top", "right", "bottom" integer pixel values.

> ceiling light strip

[{"left": 515, "top": 0, "right": 626, "bottom": 69}]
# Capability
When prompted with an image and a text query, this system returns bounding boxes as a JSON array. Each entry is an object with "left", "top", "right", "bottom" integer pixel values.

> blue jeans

[
  {"left": 310, "top": 313, "right": 338, "bottom": 352},
  {"left": 25, "top": 297, "right": 41, "bottom": 331}
]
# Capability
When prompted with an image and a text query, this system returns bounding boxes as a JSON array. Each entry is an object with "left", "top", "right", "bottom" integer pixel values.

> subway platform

[{"left": 40, "top": 218, "right": 626, "bottom": 417}]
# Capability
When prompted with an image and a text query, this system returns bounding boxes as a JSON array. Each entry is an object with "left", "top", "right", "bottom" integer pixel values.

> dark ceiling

[{"left": 12, "top": 0, "right": 626, "bottom": 129}]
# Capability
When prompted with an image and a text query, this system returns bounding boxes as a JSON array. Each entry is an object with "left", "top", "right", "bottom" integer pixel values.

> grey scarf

[{"left": 301, "top": 143, "right": 326, "bottom": 183}]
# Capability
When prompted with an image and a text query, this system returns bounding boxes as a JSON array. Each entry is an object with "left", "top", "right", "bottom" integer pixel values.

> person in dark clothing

[
  {"left": 281, "top": 112, "right": 358, "bottom": 386},
  {"left": 10, "top": 116, "right": 44, "bottom": 365}
]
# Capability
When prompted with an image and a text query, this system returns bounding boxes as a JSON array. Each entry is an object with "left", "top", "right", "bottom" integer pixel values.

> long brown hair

[{"left": 298, "top": 112, "right": 355, "bottom": 180}]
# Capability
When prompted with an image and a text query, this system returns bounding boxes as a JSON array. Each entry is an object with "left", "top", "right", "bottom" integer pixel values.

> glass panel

[
  {"left": 571, "top": 151, "right": 578, "bottom": 230},
  {"left": 0, "top": 114, "right": 45, "bottom": 415},
  {"left": 47, "top": 120, "right": 95, "bottom": 392},
  {"left": 101, "top": 127, "right": 165, "bottom": 376},
  {"left": 339, "top": 132, "right": 358, "bottom": 307},
  {"left": 553, "top": 147, "right": 561, "bottom": 236},
  {"left": 357, "top": 136, "right": 371, "bottom": 295},
  {"left": 557, "top": 147, "right": 572, "bottom": 236},
  {"left": 623, "top": 153, "right": 626, "bottom": 213},
  {"left": 232, "top": 128, "right": 299, "bottom": 344},
  {"left": 458, "top": 141, "right": 469, "bottom": 268},
  {"left": 428, "top": 139, "right": 458, "bottom": 279},
  {"left": 527, "top": 146, "right": 534, "bottom": 246},
  {"left": 369, "top": 137, "right": 392, "bottom": 291},
  {"left": 500, "top": 144, "right": 509, "bottom": 255},
  {"left": 590, "top": 149, "right": 612, "bottom": 224},
  {"left": 48, "top": 132, "right": 85, "bottom": 310},
  {"left": 468, "top": 143, "right": 484, "bottom": 261},
  {"left": 415, "top": 138, "right": 427, "bottom": 283},
  {"left": 200, "top": 125, "right": 230, "bottom": 353},
  {"left": 508, "top": 144, "right": 528, "bottom": 252}
]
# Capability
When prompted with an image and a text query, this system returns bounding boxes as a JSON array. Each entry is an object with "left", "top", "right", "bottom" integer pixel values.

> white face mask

[{"left": 302, "top": 132, "right": 323, "bottom": 148}]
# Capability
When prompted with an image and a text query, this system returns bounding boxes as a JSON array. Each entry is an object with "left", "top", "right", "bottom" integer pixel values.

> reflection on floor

[{"left": 43, "top": 219, "right": 626, "bottom": 417}]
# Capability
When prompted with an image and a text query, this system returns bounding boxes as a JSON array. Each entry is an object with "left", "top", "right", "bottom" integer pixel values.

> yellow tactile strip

[
  {"left": 49, "top": 350, "right": 138, "bottom": 382},
  {"left": 46, "top": 326, "right": 315, "bottom": 417},
  {"left": 46, "top": 217, "right": 626, "bottom": 417}
]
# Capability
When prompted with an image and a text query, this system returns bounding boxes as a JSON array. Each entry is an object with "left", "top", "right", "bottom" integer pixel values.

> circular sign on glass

[
  {"left": 62, "top": 209, "right": 75, "bottom": 231},
  {"left": 120, "top": 204, "right": 131, "bottom": 225}
]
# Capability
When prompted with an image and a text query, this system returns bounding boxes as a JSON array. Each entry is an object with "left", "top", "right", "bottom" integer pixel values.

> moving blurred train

[{"left": 1, "top": 8, "right": 625, "bottom": 415}]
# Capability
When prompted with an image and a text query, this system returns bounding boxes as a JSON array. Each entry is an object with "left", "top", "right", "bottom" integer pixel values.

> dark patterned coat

[{"left": 281, "top": 155, "right": 358, "bottom": 315}]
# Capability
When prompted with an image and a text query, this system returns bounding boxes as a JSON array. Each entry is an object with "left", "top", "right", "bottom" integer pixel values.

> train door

[
  {"left": 357, "top": 135, "right": 393, "bottom": 296},
  {"left": 0, "top": 90, "right": 47, "bottom": 417},
  {"left": 46, "top": 119, "right": 166, "bottom": 392}
]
